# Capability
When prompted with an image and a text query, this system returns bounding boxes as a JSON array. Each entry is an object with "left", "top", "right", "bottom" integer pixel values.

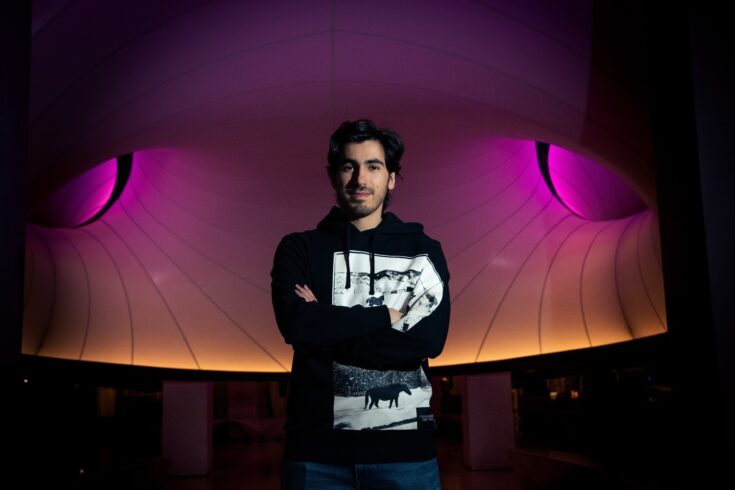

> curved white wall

[{"left": 24, "top": 0, "right": 665, "bottom": 372}]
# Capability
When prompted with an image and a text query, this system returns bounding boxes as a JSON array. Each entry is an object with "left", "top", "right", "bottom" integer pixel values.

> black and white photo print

[
  {"left": 331, "top": 251, "right": 444, "bottom": 333},
  {"left": 329, "top": 250, "right": 443, "bottom": 431},
  {"left": 332, "top": 360, "right": 433, "bottom": 431}
]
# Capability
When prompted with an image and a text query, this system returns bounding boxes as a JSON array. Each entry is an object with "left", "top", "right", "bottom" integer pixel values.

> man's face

[{"left": 331, "top": 139, "right": 396, "bottom": 221}]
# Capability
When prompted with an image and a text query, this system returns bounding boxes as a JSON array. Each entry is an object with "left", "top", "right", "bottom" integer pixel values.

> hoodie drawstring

[
  {"left": 342, "top": 223, "right": 379, "bottom": 295},
  {"left": 344, "top": 225, "right": 352, "bottom": 289},
  {"left": 369, "top": 230, "right": 377, "bottom": 295},
  {"left": 317, "top": 206, "right": 423, "bottom": 294}
]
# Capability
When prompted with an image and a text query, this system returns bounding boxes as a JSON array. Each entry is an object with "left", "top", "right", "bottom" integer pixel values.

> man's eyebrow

[{"left": 342, "top": 158, "right": 385, "bottom": 165}]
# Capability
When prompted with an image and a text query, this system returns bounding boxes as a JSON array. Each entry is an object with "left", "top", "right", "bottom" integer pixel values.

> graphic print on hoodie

[{"left": 331, "top": 250, "right": 443, "bottom": 431}]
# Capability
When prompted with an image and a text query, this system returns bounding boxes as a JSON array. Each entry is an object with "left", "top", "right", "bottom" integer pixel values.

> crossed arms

[{"left": 270, "top": 233, "right": 451, "bottom": 370}]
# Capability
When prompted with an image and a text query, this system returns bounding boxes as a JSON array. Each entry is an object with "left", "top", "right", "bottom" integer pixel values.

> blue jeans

[{"left": 281, "top": 457, "right": 441, "bottom": 490}]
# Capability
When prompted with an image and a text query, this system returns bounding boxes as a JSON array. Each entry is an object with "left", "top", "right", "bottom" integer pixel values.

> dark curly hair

[{"left": 326, "top": 119, "right": 404, "bottom": 209}]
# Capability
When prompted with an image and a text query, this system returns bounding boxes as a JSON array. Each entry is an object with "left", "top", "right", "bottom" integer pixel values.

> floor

[{"left": 163, "top": 436, "right": 522, "bottom": 490}]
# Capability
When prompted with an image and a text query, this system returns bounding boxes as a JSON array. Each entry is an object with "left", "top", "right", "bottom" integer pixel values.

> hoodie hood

[{"left": 316, "top": 206, "right": 424, "bottom": 294}]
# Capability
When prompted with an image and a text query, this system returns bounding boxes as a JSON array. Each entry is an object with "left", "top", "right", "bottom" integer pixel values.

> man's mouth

[{"left": 348, "top": 190, "right": 371, "bottom": 199}]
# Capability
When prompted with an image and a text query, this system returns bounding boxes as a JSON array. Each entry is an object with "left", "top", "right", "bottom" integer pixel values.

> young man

[{"left": 271, "top": 119, "right": 451, "bottom": 489}]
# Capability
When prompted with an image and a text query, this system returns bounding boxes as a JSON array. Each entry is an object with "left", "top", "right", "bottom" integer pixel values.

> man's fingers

[
  {"left": 294, "top": 284, "right": 317, "bottom": 302},
  {"left": 301, "top": 285, "right": 316, "bottom": 300}
]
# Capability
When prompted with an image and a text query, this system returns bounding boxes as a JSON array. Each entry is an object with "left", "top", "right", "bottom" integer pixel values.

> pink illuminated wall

[
  {"left": 31, "top": 157, "right": 119, "bottom": 227},
  {"left": 546, "top": 145, "right": 647, "bottom": 220},
  {"left": 24, "top": 0, "right": 664, "bottom": 372}
]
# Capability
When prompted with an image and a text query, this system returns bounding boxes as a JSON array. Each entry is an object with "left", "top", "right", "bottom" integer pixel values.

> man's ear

[
  {"left": 327, "top": 168, "right": 337, "bottom": 189},
  {"left": 388, "top": 172, "right": 396, "bottom": 191}
]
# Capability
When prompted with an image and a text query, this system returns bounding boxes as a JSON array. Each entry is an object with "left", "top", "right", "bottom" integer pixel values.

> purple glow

[
  {"left": 33, "top": 157, "right": 118, "bottom": 227},
  {"left": 547, "top": 145, "right": 646, "bottom": 220}
]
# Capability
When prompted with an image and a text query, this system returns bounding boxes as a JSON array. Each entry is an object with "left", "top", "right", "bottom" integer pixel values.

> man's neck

[
  {"left": 341, "top": 208, "right": 383, "bottom": 231},
  {"left": 351, "top": 216, "right": 381, "bottom": 231}
]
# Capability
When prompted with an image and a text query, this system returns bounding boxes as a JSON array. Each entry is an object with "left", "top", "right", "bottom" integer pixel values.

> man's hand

[
  {"left": 388, "top": 307, "right": 405, "bottom": 324},
  {"left": 295, "top": 284, "right": 405, "bottom": 324},
  {"left": 294, "top": 284, "right": 317, "bottom": 302}
]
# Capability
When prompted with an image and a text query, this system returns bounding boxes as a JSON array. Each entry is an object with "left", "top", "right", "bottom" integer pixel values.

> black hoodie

[{"left": 271, "top": 206, "right": 451, "bottom": 464}]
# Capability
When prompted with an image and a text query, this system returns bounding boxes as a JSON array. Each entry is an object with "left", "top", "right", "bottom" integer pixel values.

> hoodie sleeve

[
  {"left": 330, "top": 239, "right": 451, "bottom": 370},
  {"left": 271, "top": 232, "right": 392, "bottom": 351}
]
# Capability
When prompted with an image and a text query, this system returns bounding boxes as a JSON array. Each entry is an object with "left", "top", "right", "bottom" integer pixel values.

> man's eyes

[{"left": 340, "top": 164, "right": 381, "bottom": 171}]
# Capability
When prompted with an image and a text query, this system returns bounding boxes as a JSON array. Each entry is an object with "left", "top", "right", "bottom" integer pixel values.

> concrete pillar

[
  {"left": 162, "top": 381, "right": 214, "bottom": 476},
  {"left": 461, "top": 372, "right": 514, "bottom": 470}
]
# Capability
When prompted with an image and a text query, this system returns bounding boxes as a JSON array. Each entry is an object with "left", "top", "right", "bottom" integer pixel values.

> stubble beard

[{"left": 336, "top": 189, "right": 388, "bottom": 220}]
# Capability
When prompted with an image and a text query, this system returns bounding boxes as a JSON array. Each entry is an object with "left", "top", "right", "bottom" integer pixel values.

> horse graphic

[
  {"left": 364, "top": 383, "right": 412, "bottom": 409},
  {"left": 365, "top": 296, "right": 385, "bottom": 307}
]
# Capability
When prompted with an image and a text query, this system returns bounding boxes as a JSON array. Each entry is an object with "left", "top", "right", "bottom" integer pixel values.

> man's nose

[{"left": 351, "top": 165, "right": 368, "bottom": 186}]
